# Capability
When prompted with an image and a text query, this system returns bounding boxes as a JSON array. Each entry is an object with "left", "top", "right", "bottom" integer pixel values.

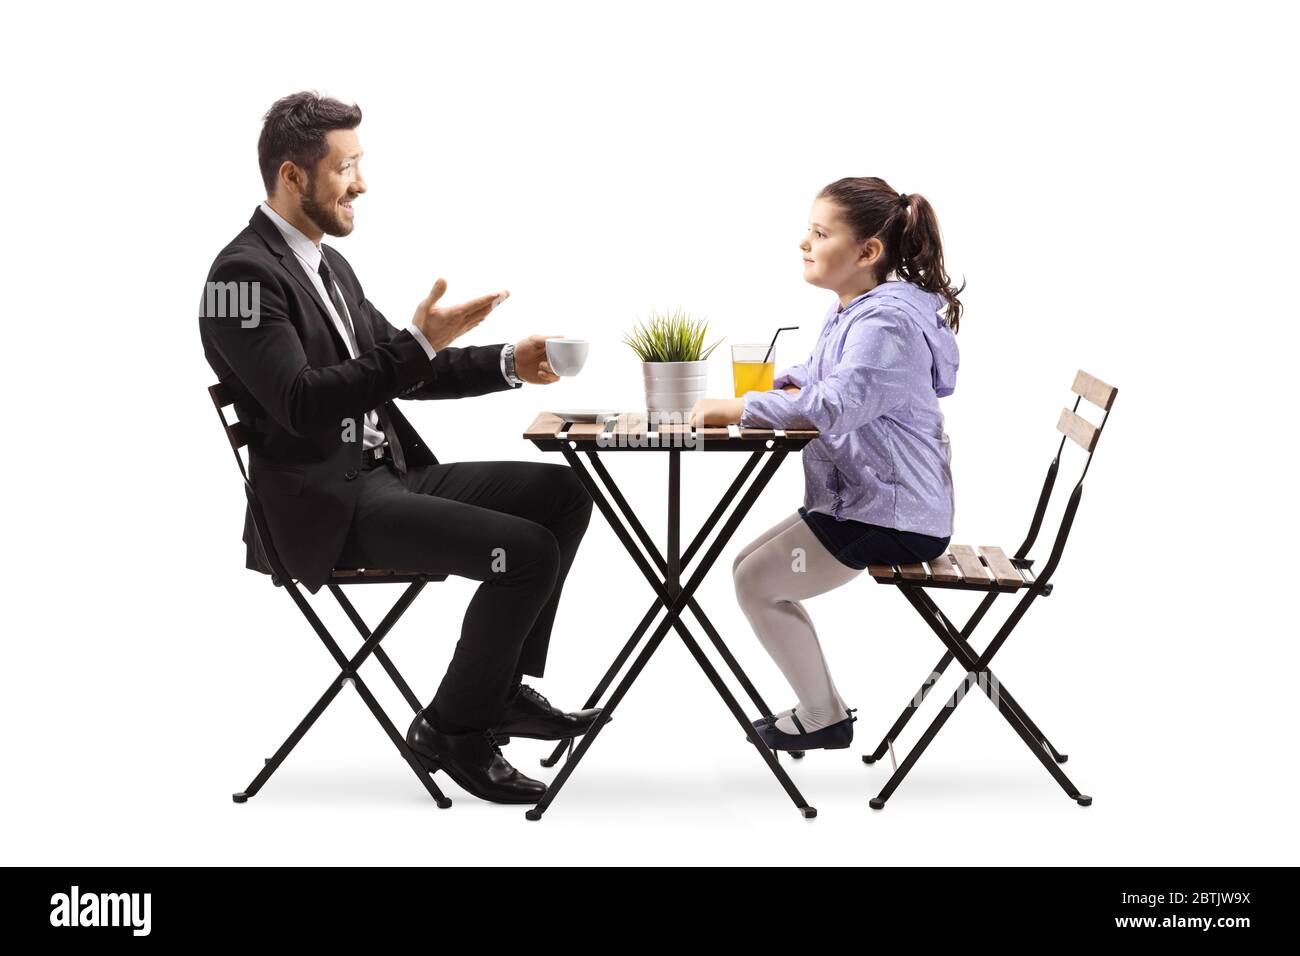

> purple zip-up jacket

[{"left": 739, "top": 280, "right": 959, "bottom": 537}]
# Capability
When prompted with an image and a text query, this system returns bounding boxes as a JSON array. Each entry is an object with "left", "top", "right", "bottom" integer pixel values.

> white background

[{"left": 3, "top": 0, "right": 1297, "bottom": 865}]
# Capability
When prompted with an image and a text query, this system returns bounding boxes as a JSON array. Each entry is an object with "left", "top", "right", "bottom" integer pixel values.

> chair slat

[
  {"left": 209, "top": 381, "right": 239, "bottom": 409},
  {"left": 867, "top": 564, "right": 897, "bottom": 580},
  {"left": 949, "top": 545, "right": 993, "bottom": 584},
  {"left": 739, "top": 427, "right": 776, "bottom": 439},
  {"left": 928, "top": 552, "right": 962, "bottom": 582},
  {"left": 977, "top": 546, "right": 1024, "bottom": 588},
  {"left": 1071, "top": 370, "right": 1118, "bottom": 412},
  {"left": 898, "top": 564, "right": 929, "bottom": 580},
  {"left": 1056, "top": 407, "right": 1099, "bottom": 452},
  {"left": 226, "top": 421, "right": 252, "bottom": 451},
  {"left": 331, "top": 568, "right": 427, "bottom": 579},
  {"left": 523, "top": 412, "right": 565, "bottom": 440},
  {"left": 697, "top": 426, "right": 730, "bottom": 440}
]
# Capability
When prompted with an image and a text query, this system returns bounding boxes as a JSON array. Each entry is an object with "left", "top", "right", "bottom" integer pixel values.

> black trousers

[{"left": 336, "top": 458, "right": 594, "bottom": 731}]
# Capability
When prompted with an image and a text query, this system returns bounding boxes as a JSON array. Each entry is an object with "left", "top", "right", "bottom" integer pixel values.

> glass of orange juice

[{"left": 732, "top": 344, "right": 775, "bottom": 397}]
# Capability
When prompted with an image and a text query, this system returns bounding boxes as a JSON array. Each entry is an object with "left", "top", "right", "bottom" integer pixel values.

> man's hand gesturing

[
  {"left": 513, "top": 334, "right": 561, "bottom": 385},
  {"left": 412, "top": 279, "right": 507, "bottom": 351}
]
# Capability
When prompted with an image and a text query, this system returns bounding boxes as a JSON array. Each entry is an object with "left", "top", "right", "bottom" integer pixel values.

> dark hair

[
  {"left": 817, "top": 176, "right": 965, "bottom": 332},
  {"left": 257, "top": 91, "right": 363, "bottom": 196}
]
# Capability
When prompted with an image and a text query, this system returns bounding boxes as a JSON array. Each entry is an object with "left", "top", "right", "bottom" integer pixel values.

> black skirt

[{"left": 798, "top": 506, "right": 950, "bottom": 571}]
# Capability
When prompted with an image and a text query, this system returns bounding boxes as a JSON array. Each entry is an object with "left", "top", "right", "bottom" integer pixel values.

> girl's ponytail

[
  {"left": 896, "top": 192, "right": 964, "bottom": 333},
  {"left": 817, "top": 178, "right": 965, "bottom": 333}
]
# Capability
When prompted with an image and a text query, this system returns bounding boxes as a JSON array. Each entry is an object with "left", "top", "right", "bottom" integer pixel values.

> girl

[{"left": 689, "top": 176, "right": 962, "bottom": 752}]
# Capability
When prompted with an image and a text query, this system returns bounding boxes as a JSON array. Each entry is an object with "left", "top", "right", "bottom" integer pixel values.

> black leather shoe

[
  {"left": 491, "top": 683, "right": 601, "bottom": 741},
  {"left": 406, "top": 713, "right": 546, "bottom": 805}
]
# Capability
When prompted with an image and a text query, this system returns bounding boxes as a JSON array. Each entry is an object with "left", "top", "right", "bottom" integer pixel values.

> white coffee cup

[{"left": 545, "top": 338, "right": 589, "bottom": 376}]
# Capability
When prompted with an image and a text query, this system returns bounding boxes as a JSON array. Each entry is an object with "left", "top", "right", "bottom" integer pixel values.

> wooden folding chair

[
  {"left": 207, "top": 383, "right": 453, "bottom": 808},
  {"left": 859, "top": 370, "right": 1117, "bottom": 809}
]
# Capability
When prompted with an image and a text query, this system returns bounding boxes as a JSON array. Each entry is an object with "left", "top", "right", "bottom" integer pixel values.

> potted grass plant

[{"left": 623, "top": 308, "right": 724, "bottom": 418}]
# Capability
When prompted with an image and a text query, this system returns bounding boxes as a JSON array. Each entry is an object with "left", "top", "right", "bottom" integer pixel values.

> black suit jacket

[{"left": 200, "top": 206, "right": 519, "bottom": 592}]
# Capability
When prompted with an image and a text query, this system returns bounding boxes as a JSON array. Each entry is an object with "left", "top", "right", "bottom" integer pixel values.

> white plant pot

[{"left": 642, "top": 360, "right": 709, "bottom": 419}]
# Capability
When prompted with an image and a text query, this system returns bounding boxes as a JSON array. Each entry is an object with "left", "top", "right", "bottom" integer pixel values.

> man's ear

[{"left": 278, "top": 161, "right": 305, "bottom": 197}]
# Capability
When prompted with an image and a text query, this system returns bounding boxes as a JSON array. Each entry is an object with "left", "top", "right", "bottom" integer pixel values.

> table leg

[
  {"left": 540, "top": 450, "right": 766, "bottom": 768},
  {"left": 526, "top": 447, "right": 816, "bottom": 820},
  {"left": 667, "top": 448, "right": 680, "bottom": 590},
  {"left": 584, "top": 451, "right": 778, "bottom": 718}
]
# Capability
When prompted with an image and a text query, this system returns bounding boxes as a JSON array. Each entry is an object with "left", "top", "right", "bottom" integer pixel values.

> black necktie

[{"left": 317, "top": 257, "right": 408, "bottom": 474}]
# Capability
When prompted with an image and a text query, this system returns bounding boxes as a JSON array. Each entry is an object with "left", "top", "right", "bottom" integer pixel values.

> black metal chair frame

[
  {"left": 208, "top": 383, "right": 452, "bottom": 809},
  {"left": 858, "top": 370, "right": 1117, "bottom": 809}
]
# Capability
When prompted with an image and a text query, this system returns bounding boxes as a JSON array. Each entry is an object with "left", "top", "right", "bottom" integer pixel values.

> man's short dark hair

[{"left": 257, "top": 91, "right": 362, "bottom": 196}]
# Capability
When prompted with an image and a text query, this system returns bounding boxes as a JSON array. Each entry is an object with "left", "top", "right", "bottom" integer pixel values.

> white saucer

[{"left": 550, "top": 409, "right": 620, "bottom": 423}]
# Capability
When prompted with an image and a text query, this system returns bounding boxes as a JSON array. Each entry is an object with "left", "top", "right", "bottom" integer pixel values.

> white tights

[{"left": 732, "top": 511, "right": 862, "bottom": 734}]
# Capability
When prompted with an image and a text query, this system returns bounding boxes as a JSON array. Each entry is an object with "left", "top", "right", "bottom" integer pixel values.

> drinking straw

[{"left": 763, "top": 327, "right": 799, "bottom": 365}]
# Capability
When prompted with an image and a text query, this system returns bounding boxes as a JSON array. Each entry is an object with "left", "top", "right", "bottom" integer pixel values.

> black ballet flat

[
  {"left": 752, "top": 707, "right": 846, "bottom": 729},
  {"left": 756, "top": 709, "right": 857, "bottom": 752}
]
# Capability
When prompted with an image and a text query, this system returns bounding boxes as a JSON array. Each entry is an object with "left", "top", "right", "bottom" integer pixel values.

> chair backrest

[
  {"left": 1014, "top": 369, "right": 1118, "bottom": 589},
  {"left": 208, "top": 383, "right": 290, "bottom": 583},
  {"left": 209, "top": 382, "right": 253, "bottom": 476}
]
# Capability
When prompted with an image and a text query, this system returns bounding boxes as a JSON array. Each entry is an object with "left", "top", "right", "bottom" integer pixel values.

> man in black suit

[{"left": 200, "top": 91, "right": 599, "bottom": 805}]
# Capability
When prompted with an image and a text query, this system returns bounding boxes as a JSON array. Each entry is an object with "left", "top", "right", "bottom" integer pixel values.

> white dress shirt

[{"left": 258, "top": 201, "right": 520, "bottom": 451}]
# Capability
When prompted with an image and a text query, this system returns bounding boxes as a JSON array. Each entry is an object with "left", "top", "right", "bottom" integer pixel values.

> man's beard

[{"left": 300, "top": 177, "right": 353, "bottom": 237}]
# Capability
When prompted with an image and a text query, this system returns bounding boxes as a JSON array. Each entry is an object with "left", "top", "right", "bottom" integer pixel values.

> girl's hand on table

[{"left": 689, "top": 397, "right": 745, "bottom": 428}]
